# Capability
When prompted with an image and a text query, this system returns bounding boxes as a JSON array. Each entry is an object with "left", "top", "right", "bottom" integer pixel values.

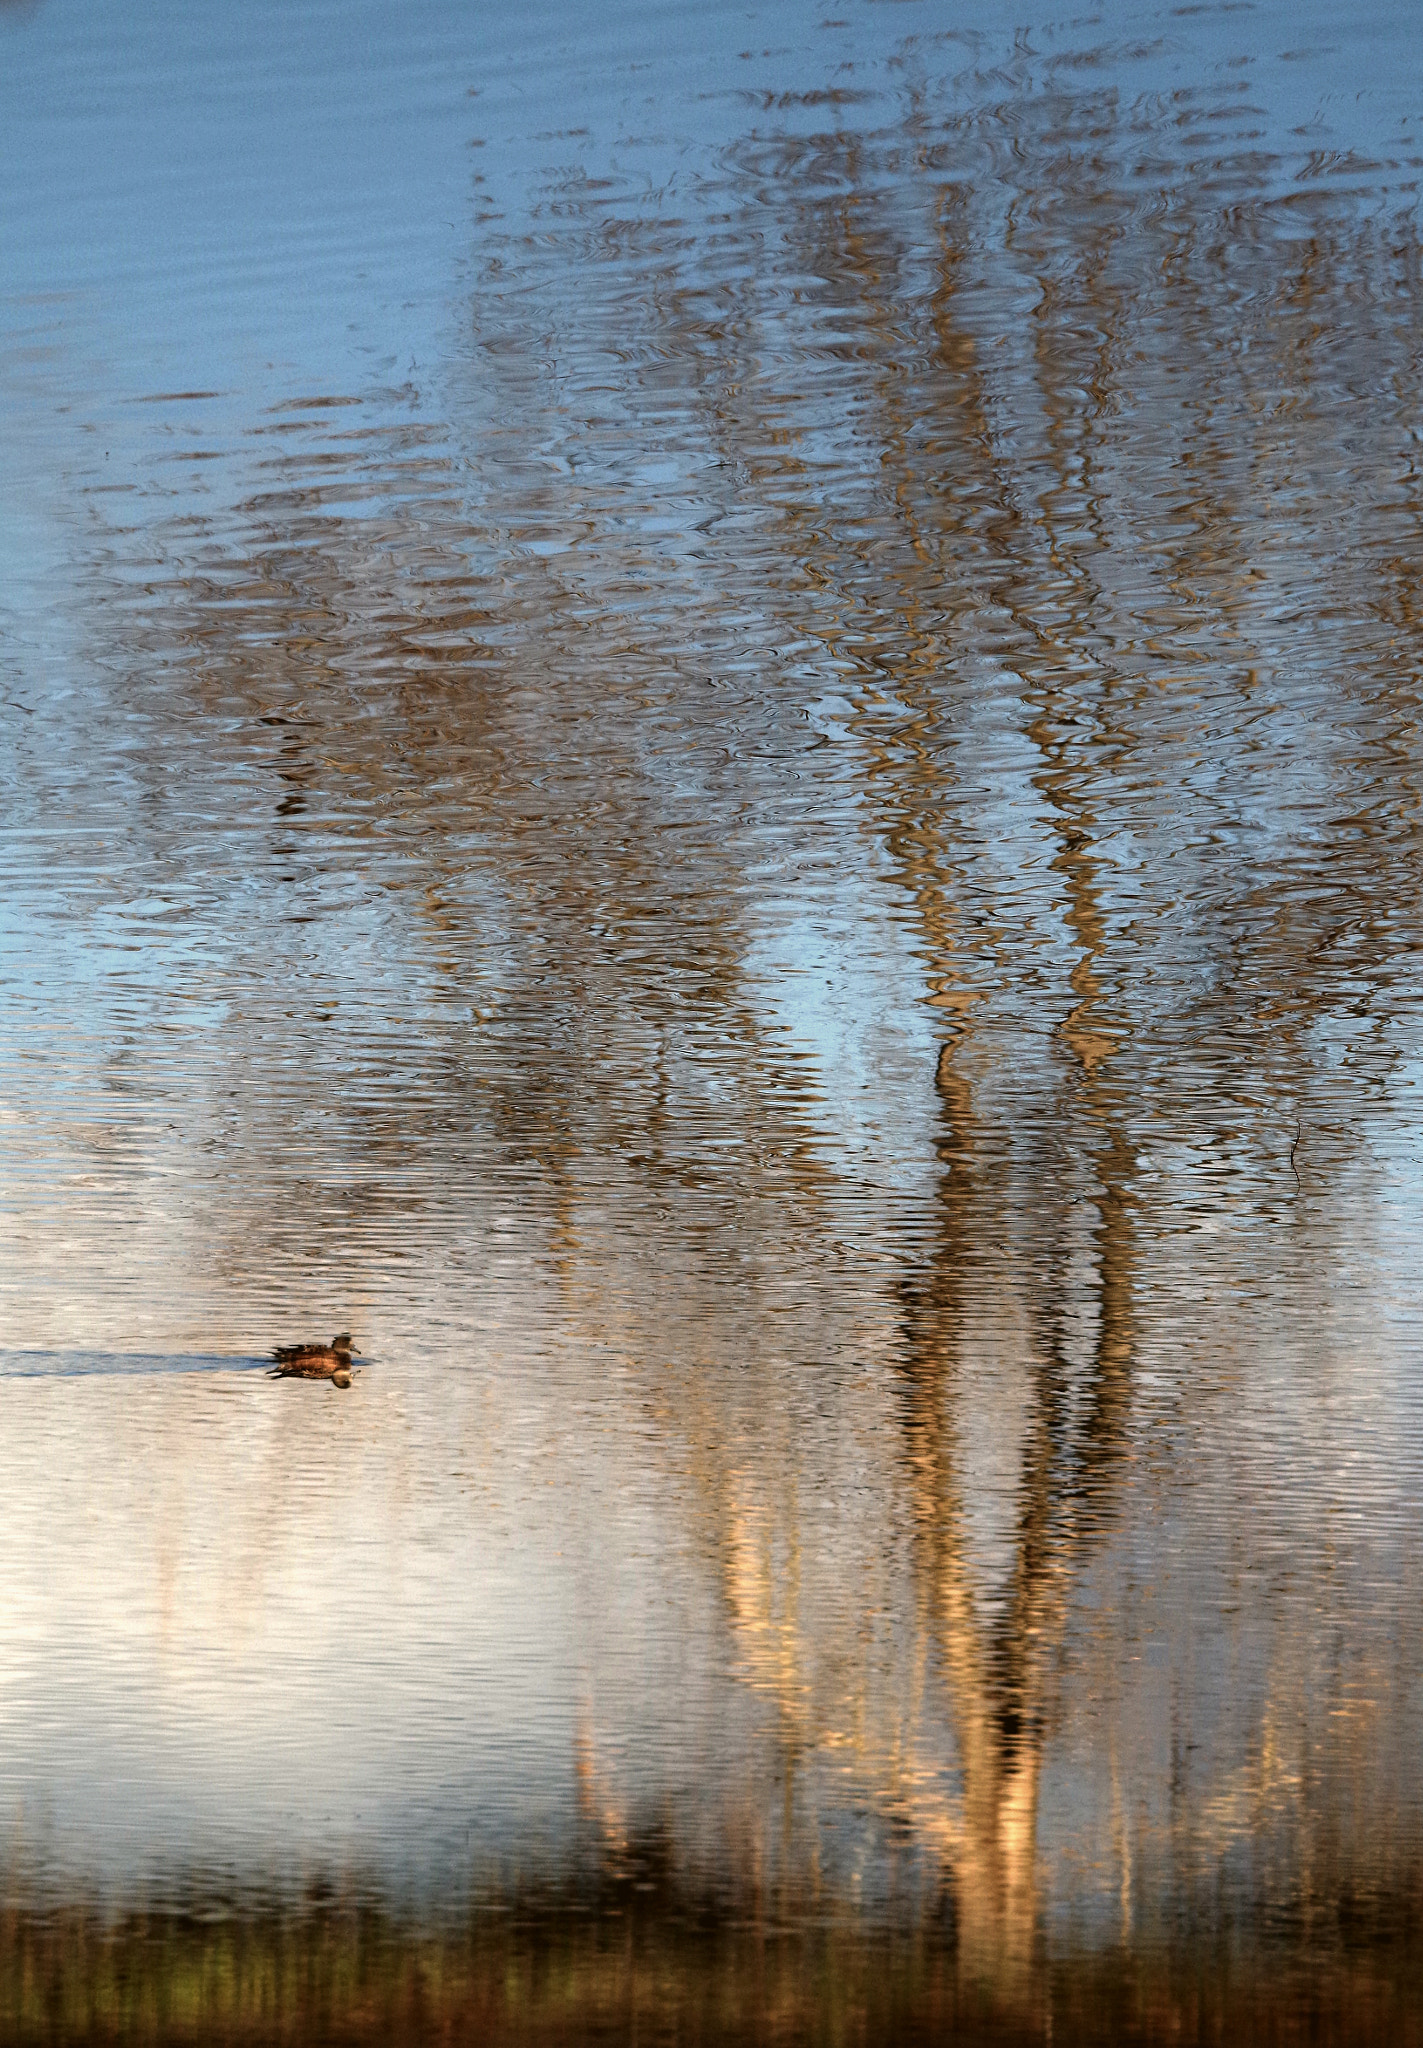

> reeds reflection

[{"left": 2, "top": 1, "right": 1421, "bottom": 2036}]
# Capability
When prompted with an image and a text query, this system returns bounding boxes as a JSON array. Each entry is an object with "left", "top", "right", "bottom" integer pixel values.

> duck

[{"left": 269, "top": 1333, "right": 357, "bottom": 1388}]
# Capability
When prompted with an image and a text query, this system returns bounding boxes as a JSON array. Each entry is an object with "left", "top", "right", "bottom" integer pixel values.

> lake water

[{"left": 2, "top": 0, "right": 1421, "bottom": 2038}]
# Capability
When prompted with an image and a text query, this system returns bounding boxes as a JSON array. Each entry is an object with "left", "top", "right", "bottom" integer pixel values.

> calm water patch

[{"left": 0, "top": 1350, "right": 271, "bottom": 1376}]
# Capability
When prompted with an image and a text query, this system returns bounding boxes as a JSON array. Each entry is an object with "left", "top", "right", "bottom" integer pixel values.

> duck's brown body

[{"left": 270, "top": 1333, "right": 356, "bottom": 1387}]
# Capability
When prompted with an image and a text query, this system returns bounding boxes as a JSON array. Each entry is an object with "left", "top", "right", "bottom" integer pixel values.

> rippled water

[{"left": 2, "top": 0, "right": 1422, "bottom": 2037}]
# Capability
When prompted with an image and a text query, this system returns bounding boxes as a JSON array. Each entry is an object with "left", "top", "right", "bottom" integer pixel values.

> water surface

[{"left": 2, "top": 0, "right": 1421, "bottom": 2037}]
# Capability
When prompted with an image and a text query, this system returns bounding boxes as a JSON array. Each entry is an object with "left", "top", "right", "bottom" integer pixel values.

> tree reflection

[{"left": 34, "top": 31, "right": 1423, "bottom": 1994}]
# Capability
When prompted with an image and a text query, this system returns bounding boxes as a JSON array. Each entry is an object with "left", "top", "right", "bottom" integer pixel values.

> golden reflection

[{"left": 896, "top": 1053, "right": 1137, "bottom": 1994}]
